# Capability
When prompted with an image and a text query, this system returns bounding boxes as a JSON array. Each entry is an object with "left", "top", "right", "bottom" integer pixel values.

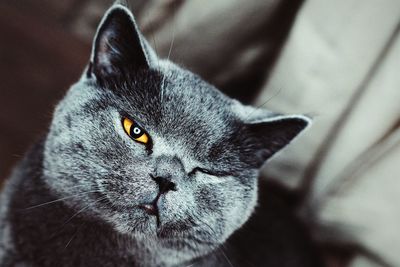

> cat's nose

[
  {"left": 152, "top": 155, "right": 185, "bottom": 191},
  {"left": 150, "top": 174, "right": 177, "bottom": 194}
]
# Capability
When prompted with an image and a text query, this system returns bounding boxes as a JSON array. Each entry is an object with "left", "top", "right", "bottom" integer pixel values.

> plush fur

[{"left": 0, "top": 4, "right": 320, "bottom": 267}]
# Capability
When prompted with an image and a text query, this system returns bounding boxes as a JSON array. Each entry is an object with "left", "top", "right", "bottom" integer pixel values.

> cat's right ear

[
  {"left": 86, "top": 4, "right": 156, "bottom": 81},
  {"left": 233, "top": 102, "right": 311, "bottom": 167}
]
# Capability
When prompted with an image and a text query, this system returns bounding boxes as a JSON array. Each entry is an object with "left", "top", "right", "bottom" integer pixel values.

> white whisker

[
  {"left": 220, "top": 246, "right": 234, "bottom": 267},
  {"left": 23, "top": 190, "right": 101, "bottom": 210},
  {"left": 244, "top": 87, "right": 282, "bottom": 120},
  {"left": 61, "top": 196, "right": 108, "bottom": 227},
  {"left": 64, "top": 222, "right": 86, "bottom": 250}
]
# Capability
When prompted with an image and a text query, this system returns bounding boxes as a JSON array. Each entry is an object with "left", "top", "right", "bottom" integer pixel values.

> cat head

[{"left": 43, "top": 4, "right": 310, "bottom": 263}]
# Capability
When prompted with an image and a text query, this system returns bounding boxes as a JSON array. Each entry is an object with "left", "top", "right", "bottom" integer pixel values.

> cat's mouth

[
  {"left": 139, "top": 202, "right": 160, "bottom": 226},
  {"left": 138, "top": 192, "right": 162, "bottom": 227}
]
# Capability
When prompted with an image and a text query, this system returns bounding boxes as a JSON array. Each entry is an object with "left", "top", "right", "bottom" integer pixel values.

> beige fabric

[
  {"left": 139, "top": 0, "right": 283, "bottom": 86},
  {"left": 255, "top": 0, "right": 400, "bottom": 266},
  {"left": 257, "top": 0, "right": 400, "bottom": 187},
  {"left": 351, "top": 257, "right": 382, "bottom": 267},
  {"left": 319, "top": 138, "right": 400, "bottom": 267}
]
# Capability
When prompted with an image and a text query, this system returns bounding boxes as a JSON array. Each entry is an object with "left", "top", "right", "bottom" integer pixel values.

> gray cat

[{"left": 0, "top": 4, "right": 321, "bottom": 267}]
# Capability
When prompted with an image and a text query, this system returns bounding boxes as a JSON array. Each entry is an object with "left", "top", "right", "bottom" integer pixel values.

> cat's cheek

[
  {"left": 224, "top": 179, "right": 258, "bottom": 235},
  {"left": 113, "top": 115, "right": 128, "bottom": 141},
  {"left": 159, "top": 184, "right": 197, "bottom": 219},
  {"left": 96, "top": 164, "right": 158, "bottom": 207}
]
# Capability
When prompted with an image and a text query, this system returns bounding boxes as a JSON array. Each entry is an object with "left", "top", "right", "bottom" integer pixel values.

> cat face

[{"left": 43, "top": 5, "right": 309, "bottom": 261}]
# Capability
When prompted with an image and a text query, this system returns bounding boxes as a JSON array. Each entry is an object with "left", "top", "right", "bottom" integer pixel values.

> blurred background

[{"left": 0, "top": 0, "right": 399, "bottom": 266}]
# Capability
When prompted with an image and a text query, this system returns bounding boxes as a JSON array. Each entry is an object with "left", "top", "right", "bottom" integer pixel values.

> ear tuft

[{"left": 87, "top": 5, "right": 151, "bottom": 81}]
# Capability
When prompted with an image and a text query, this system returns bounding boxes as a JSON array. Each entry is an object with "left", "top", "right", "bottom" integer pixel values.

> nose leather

[
  {"left": 151, "top": 174, "right": 177, "bottom": 194},
  {"left": 153, "top": 155, "right": 185, "bottom": 188}
]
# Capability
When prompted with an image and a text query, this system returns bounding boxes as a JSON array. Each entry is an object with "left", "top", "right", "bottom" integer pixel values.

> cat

[{"left": 0, "top": 4, "right": 323, "bottom": 267}]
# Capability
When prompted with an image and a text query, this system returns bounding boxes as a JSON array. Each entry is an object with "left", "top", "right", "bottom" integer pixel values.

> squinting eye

[{"left": 122, "top": 117, "right": 149, "bottom": 145}]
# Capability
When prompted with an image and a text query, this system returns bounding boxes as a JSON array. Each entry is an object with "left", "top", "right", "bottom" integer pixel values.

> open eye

[{"left": 122, "top": 117, "right": 149, "bottom": 145}]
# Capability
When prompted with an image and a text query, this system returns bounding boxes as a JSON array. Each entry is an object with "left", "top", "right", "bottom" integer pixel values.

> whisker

[
  {"left": 146, "top": 2, "right": 161, "bottom": 76},
  {"left": 151, "top": 34, "right": 161, "bottom": 69},
  {"left": 189, "top": 213, "right": 237, "bottom": 266},
  {"left": 61, "top": 196, "right": 108, "bottom": 227},
  {"left": 66, "top": 184, "right": 98, "bottom": 190},
  {"left": 160, "top": 2, "right": 177, "bottom": 105},
  {"left": 166, "top": 12, "right": 176, "bottom": 62},
  {"left": 255, "top": 87, "right": 282, "bottom": 110},
  {"left": 244, "top": 87, "right": 283, "bottom": 120},
  {"left": 150, "top": 31, "right": 165, "bottom": 104},
  {"left": 220, "top": 246, "right": 234, "bottom": 267},
  {"left": 64, "top": 234, "right": 75, "bottom": 249},
  {"left": 64, "top": 222, "right": 86, "bottom": 250},
  {"left": 22, "top": 190, "right": 101, "bottom": 210},
  {"left": 50, "top": 196, "right": 112, "bottom": 239}
]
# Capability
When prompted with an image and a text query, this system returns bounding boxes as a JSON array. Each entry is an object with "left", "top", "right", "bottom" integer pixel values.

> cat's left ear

[
  {"left": 237, "top": 106, "right": 311, "bottom": 167},
  {"left": 87, "top": 4, "right": 156, "bottom": 80}
]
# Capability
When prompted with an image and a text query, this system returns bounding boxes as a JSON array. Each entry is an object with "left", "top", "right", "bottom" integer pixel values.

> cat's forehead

[
  {"left": 65, "top": 63, "right": 240, "bottom": 160},
  {"left": 95, "top": 64, "right": 236, "bottom": 134}
]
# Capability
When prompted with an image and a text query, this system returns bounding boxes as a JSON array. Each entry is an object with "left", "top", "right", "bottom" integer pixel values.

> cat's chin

[
  {"left": 112, "top": 215, "right": 218, "bottom": 254},
  {"left": 105, "top": 204, "right": 222, "bottom": 256},
  {"left": 107, "top": 209, "right": 158, "bottom": 237},
  {"left": 138, "top": 234, "right": 217, "bottom": 262}
]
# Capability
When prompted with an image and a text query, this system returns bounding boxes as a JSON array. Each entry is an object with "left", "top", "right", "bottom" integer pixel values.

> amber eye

[{"left": 122, "top": 117, "right": 149, "bottom": 144}]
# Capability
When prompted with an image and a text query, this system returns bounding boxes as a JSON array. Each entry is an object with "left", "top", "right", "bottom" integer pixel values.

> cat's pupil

[{"left": 132, "top": 127, "right": 141, "bottom": 136}]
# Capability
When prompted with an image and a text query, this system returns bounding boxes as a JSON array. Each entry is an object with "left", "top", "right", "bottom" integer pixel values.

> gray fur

[{"left": 0, "top": 4, "right": 310, "bottom": 267}]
